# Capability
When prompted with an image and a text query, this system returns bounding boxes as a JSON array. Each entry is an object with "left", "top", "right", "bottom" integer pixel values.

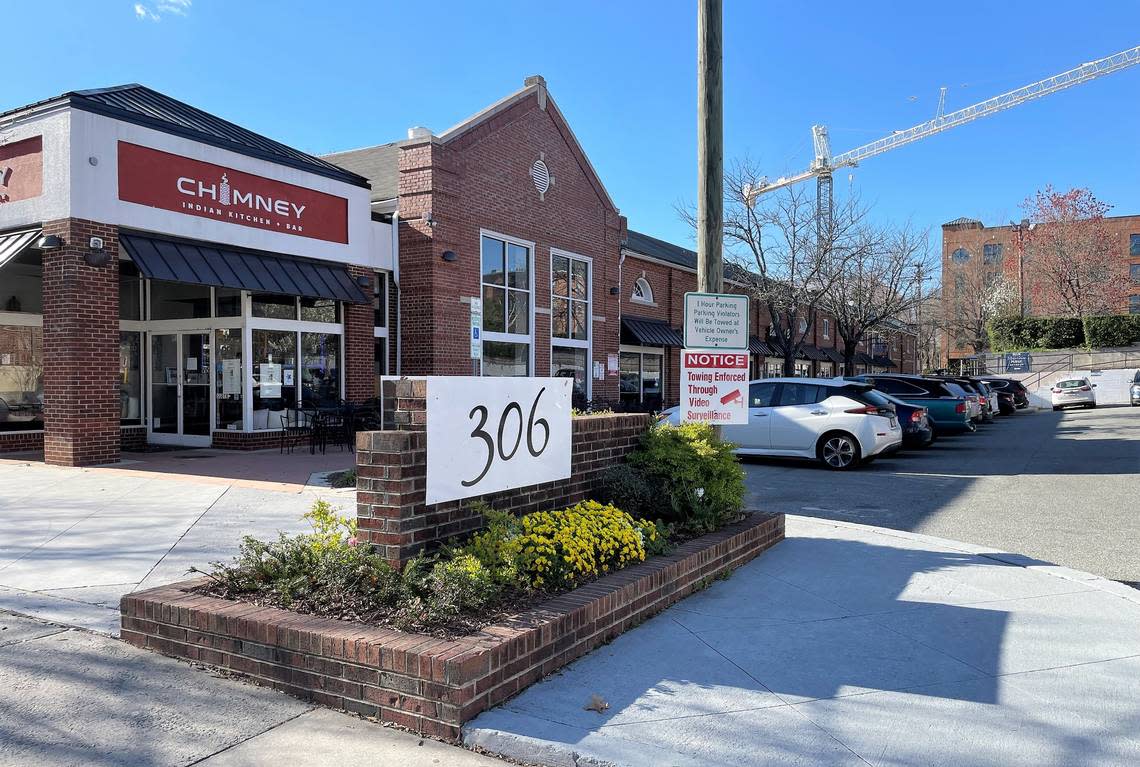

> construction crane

[{"left": 745, "top": 45, "right": 1140, "bottom": 225}]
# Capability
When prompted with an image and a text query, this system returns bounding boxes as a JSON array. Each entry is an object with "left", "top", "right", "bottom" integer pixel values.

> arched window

[
  {"left": 632, "top": 277, "right": 653, "bottom": 304},
  {"left": 952, "top": 248, "right": 971, "bottom": 264}
]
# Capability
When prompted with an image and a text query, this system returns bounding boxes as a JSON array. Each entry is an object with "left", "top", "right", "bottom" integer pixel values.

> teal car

[{"left": 847, "top": 375, "right": 975, "bottom": 435}]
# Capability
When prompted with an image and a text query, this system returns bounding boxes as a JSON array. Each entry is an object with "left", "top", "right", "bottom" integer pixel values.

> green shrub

[
  {"left": 1083, "top": 315, "right": 1140, "bottom": 348},
  {"left": 598, "top": 463, "right": 658, "bottom": 520},
  {"left": 393, "top": 554, "right": 500, "bottom": 629},
  {"left": 1037, "top": 317, "right": 1084, "bottom": 348},
  {"left": 989, "top": 317, "right": 1044, "bottom": 351},
  {"left": 627, "top": 422, "right": 745, "bottom": 535}
]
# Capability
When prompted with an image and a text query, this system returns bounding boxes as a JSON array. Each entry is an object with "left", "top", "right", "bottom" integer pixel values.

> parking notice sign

[{"left": 681, "top": 350, "right": 749, "bottom": 425}]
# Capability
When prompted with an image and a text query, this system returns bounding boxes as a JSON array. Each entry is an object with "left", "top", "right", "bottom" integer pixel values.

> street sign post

[
  {"left": 683, "top": 292, "right": 749, "bottom": 350},
  {"left": 680, "top": 349, "right": 748, "bottom": 425},
  {"left": 469, "top": 298, "right": 482, "bottom": 360}
]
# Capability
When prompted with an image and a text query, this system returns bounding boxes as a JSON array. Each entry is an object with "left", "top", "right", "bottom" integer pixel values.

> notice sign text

[
  {"left": 684, "top": 292, "right": 749, "bottom": 349},
  {"left": 681, "top": 350, "right": 749, "bottom": 425}
]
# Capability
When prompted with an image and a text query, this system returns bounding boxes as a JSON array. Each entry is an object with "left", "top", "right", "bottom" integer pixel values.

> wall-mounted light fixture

[
  {"left": 35, "top": 234, "right": 63, "bottom": 249},
  {"left": 356, "top": 275, "right": 373, "bottom": 288},
  {"left": 84, "top": 236, "right": 110, "bottom": 267},
  {"left": 441, "top": 250, "right": 458, "bottom": 263},
  {"left": 609, "top": 286, "right": 620, "bottom": 295}
]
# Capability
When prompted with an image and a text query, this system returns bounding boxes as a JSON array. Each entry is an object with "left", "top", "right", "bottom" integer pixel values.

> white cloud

[
  {"left": 134, "top": 0, "right": 191, "bottom": 21},
  {"left": 134, "top": 3, "right": 160, "bottom": 21}
]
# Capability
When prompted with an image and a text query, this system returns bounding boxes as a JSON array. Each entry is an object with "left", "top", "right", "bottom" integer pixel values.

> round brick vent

[{"left": 530, "top": 159, "right": 550, "bottom": 196}]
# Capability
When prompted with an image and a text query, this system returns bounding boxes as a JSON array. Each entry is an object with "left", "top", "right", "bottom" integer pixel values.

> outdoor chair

[{"left": 279, "top": 409, "right": 313, "bottom": 454}]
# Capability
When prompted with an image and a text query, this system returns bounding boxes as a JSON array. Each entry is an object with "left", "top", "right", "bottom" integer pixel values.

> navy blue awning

[
  {"left": 621, "top": 316, "right": 684, "bottom": 347},
  {"left": 119, "top": 232, "right": 368, "bottom": 303}
]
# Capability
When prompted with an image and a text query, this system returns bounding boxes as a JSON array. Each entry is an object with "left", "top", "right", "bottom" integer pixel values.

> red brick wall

[
  {"left": 343, "top": 265, "right": 375, "bottom": 403},
  {"left": 0, "top": 430, "right": 44, "bottom": 453},
  {"left": 397, "top": 86, "right": 624, "bottom": 400},
  {"left": 356, "top": 378, "right": 650, "bottom": 566},
  {"left": 121, "top": 512, "right": 784, "bottom": 742},
  {"left": 40, "top": 219, "right": 120, "bottom": 466}
]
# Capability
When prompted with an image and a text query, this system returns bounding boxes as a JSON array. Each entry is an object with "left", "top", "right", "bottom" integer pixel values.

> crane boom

[{"left": 755, "top": 44, "right": 1140, "bottom": 197}]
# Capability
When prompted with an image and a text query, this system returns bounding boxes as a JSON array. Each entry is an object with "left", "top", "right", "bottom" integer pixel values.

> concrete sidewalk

[
  {"left": 465, "top": 516, "right": 1140, "bottom": 767},
  {"left": 0, "top": 611, "right": 508, "bottom": 767},
  {"left": 0, "top": 455, "right": 353, "bottom": 634}
]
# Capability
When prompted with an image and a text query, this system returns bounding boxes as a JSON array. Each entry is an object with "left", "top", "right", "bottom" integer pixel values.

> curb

[{"left": 784, "top": 514, "right": 1140, "bottom": 607}]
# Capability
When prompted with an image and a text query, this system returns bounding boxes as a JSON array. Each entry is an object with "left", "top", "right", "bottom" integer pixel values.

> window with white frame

[
  {"left": 822, "top": 318, "right": 830, "bottom": 339},
  {"left": 551, "top": 251, "right": 590, "bottom": 397},
  {"left": 481, "top": 233, "right": 532, "bottom": 376},
  {"left": 798, "top": 317, "right": 808, "bottom": 334},
  {"left": 631, "top": 277, "right": 653, "bottom": 304}
]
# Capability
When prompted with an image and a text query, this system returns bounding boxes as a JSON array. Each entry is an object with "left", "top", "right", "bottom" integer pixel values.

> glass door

[{"left": 148, "top": 332, "right": 212, "bottom": 446}]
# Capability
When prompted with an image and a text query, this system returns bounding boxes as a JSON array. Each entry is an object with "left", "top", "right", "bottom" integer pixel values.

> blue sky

[{"left": 5, "top": 1, "right": 1140, "bottom": 264}]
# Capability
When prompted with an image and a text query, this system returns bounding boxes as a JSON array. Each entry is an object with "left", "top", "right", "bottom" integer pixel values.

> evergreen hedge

[{"left": 988, "top": 315, "right": 1140, "bottom": 351}]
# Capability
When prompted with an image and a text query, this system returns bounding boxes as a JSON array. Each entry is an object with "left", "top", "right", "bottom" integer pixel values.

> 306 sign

[{"left": 426, "top": 377, "right": 572, "bottom": 505}]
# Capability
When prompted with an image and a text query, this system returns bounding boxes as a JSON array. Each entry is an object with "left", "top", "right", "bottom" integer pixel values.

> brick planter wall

[
  {"left": 210, "top": 430, "right": 287, "bottom": 451},
  {"left": 121, "top": 511, "right": 784, "bottom": 742},
  {"left": 120, "top": 425, "right": 147, "bottom": 452},
  {"left": 0, "top": 430, "right": 44, "bottom": 453},
  {"left": 358, "top": 379, "right": 652, "bottom": 566}
]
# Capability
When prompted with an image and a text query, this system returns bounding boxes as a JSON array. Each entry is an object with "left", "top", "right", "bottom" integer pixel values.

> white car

[
  {"left": 660, "top": 377, "right": 902, "bottom": 470},
  {"left": 1051, "top": 378, "right": 1097, "bottom": 410}
]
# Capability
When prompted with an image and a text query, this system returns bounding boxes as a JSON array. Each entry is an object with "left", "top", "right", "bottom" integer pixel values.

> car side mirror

[{"left": 1092, "top": 384, "right": 1097, "bottom": 388}]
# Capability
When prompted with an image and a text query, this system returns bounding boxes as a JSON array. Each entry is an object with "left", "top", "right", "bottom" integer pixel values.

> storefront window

[
  {"left": 150, "top": 280, "right": 211, "bottom": 320},
  {"left": 619, "top": 351, "right": 663, "bottom": 409},
  {"left": 1, "top": 246, "right": 42, "bottom": 314},
  {"left": 373, "top": 273, "right": 387, "bottom": 328},
  {"left": 119, "top": 331, "right": 143, "bottom": 424},
  {"left": 215, "top": 328, "right": 243, "bottom": 430},
  {"left": 551, "top": 346, "right": 587, "bottom": 403},
  {"left": 252, "top": 293, "right": 297, "bottom": 320},
  {"left": 301, "top": 332, "right": 341, "bottom": 407},
  {"left": 119, "top": 261, "right": 143, "bottom": 321},
  {"left": 766, "top": 362, "right": 783, "bottom": 377},
  {"left": 483, "top": 340, "right": 528, "bottom": 377},
  {"left": 0, "top": 324, "right": 44, "bottom": 431},
  {"left": 795, "top": 361, "right": 812, "bottom": 377},
  {"left": 300, "top": 298, "right": 339, "bottom": 323},
  {"left": 481, "top": 234, "right": 531, "bottom": 375},
  {"left": 215, "top": 288, "right": 242, "bottom": 318},
  {"left": 252, "top": 329, "right": 297, "bottom": 429}
]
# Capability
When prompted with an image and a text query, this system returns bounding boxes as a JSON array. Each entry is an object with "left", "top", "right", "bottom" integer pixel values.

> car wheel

[
  {"left": 817, "top": 432, "right": 861, "bottom": 471},
  {"left": 1087, "top": 403, "right": 1096, "bottom": 409},
  {"left": 1052, "top": 406, "right": 1060, "bottom": 411}
]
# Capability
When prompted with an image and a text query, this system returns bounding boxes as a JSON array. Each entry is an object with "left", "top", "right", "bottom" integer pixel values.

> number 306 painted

[{"left": 425, "top": 376, "right": 573, "bottom": 505}]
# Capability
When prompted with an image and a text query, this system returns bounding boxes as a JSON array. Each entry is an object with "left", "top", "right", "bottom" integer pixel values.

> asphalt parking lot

[{"left": 742, "top": 405, "right": 1140, "bottom": 584}]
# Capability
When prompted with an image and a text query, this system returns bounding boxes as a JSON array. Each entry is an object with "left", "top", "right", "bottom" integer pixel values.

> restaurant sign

[
  {"left": 117, "top": 142, "right": 349, "bottom": 243},
  {"left": 0, "top": 136, "right": 44, "bottom": 205}
]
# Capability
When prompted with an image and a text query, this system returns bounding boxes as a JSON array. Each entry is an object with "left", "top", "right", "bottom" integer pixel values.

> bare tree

[
  {"left": 1018, "top": 186, "right": 1127, "bottom": 318},
  {"left": 914, "top": 289, "right": 943, "bottom": 373},
  {"left": 681, "top": 159, "right": 871, "bottom": 375},
  {"left": 943, "top": 269, "right": 1019, "bottom": 356},
  {"left": 818, "top": 223, "right": 936, "bottom": 375}
]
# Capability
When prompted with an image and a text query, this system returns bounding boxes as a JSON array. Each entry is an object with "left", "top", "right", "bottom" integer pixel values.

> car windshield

[
  {"left": 852, "top": 387, "right": 894, "bottom": 408},
  {"left": 1058, "top": 379, "right": 1086, "bottom": 389}
]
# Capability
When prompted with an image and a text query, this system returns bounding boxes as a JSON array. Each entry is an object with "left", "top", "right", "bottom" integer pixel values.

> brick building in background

[
  {"left": 0, "top": 77, "right": 916, "bottom": 464},
  {"left": 940, "top": 214, "right": 1140, "bottom": 364}
]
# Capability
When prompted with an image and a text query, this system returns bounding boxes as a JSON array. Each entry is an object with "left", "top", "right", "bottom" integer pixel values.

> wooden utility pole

[{"left": 696, "top": 0, "right": 723, "bottom": 294}]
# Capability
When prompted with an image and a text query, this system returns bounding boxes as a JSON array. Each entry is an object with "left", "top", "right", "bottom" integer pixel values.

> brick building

[
  {"left": 940, "top": 214, "right": 1140, "bottom": 364},
  {"left": 0, "top": 78, "right": 916, "bottom": 464}
]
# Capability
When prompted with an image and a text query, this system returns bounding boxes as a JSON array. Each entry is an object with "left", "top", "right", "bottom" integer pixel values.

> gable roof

[
  {"left": 624, "top": 229, "right": 697, "bottom": 269},
  {"left": 1, "top": 84, "right": 369, "bottom": 187},
  {"left": 320, "top": 76, "right": 617, "bottom": 211}
]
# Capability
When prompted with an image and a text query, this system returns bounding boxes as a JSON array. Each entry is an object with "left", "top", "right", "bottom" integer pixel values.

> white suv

[
  {"left": 660, "top": 378, "right": 902, "bottom": 470},
  {"left": 1051, "top": 378, "right": 1097, "bottom": 410}
]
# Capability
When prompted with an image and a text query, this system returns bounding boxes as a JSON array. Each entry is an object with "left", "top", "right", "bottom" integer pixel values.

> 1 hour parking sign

[{"left": 681, "top": 350, "right": 749, "bottom": 425}]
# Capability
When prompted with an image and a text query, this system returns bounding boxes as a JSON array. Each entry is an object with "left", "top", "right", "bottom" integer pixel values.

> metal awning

[
  {"left": 749, "top": 336, "right": 775, "bottom": 356},
  {"left": 119, "top": 231, "right": 369, "bottom": 303},
  {"left": 822, "top": 347, "right": 845, "bottom": 364},
  {"left": 798, "top": 345, "right": 830, "bottom": 361},
  {"left": 871, "top": 355, "right": 897, "bottom": 368},
  {"left": 0, "top": 228, "right": 41, "bottom": 271},
  {"left": 621, "top": 316, "right": 685, "bottom": 348},
  {"left": 855, "top": 352, "right": 876, "bottom": 366}
]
